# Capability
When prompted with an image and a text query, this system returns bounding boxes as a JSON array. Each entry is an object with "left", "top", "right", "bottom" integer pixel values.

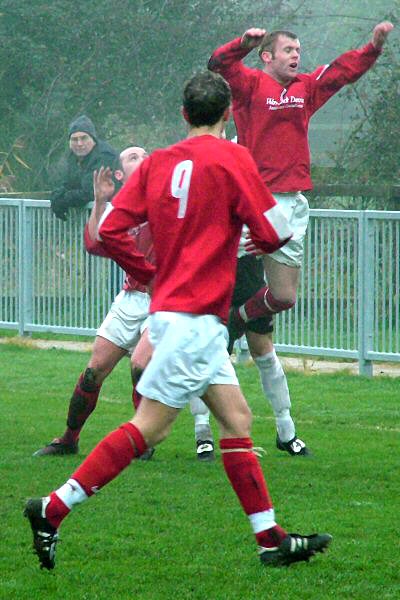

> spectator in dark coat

[{"left": 50, "top": 115, "right": 118, "bottom": 220}]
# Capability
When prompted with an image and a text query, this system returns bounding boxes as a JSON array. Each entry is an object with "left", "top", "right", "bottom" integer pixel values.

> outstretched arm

[
  {"left": 208, "top": 27, "right": 266, "bottom": 71},
  {"left": 308, "top": 21, "right": 394, "bottom": 114},
  {"left": 208, "top": 28, "right": 266, "bottom": 107}
]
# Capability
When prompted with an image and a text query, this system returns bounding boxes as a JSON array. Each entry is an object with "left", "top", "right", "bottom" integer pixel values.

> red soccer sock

[
  {"left": 71, "top": 422, "right": 147, "bottom": 495},
  {"left": 240, "top": 287, "right": 295, "bottom": 321},
  {"left": 220, "top": 438, "right": 287, "bottom": 548},
  {"left": 44, "top": 423, "right": 147, "bottom": 528},
  {"left": 45, "top": 492, "right": 70, "bottom": 529},
  {"left": 220, "top": 438, "right": 273, "bottom": 513},
  {"left": 62, "top": 373, "right": 102, "bottom": 444},
  {"left": 255, "top": 525, "right": 287, "bottom": 549}
]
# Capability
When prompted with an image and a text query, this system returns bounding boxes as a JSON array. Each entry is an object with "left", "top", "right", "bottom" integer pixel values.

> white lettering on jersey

[
  {"left": 280, "top": 88, "right": 288, "bottom": 103},
  {"left": 171, "top": 160, "right": 193, "bottom": 219},
  {"left": 263, "top": 205, "right": 293, "bottom": 242},
  {"left": 265, "top": 88, "right": 304, "bottom": 110}
]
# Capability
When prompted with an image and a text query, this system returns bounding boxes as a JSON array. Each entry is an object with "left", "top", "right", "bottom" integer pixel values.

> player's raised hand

[
  {"left": 93, "top": 166, "right": 115, "bottom": 204},
  {"left": 372, "top": 21, "right": 394, "bottom": 50},
  {"left": 241, "top": 28, "right": 267, "bottom": 49}
]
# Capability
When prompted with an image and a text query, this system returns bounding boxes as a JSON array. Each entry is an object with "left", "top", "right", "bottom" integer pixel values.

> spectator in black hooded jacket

[{"left": 50, "top": 115, "right": 118, "bottom": 221}]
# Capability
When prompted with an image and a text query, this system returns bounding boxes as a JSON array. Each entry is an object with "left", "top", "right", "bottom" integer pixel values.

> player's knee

[
  {"left": 265, "top": 288, "right": 296, "bottom": 314},
  {"left": 275, "top": 292, "right": 296, "bottom": 309},
  {"left": 131, "top": 332, "right": 153, "bottom": 372},
  {"left": 220, "top": 404, "right": 252, "bottom": 438},
  {"left": 131, "top": 353, "right": 149, "bottom": 373},
  {"left": 130, "top": 417, "right": 173, "bottom": 447}
]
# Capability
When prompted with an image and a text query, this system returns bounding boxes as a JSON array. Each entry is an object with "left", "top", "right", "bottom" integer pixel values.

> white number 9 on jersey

[{"left": 171, "top": 160, "right": 193, "bottom": 219}]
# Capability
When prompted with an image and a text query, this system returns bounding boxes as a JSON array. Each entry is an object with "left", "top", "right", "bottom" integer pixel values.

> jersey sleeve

[
  {"left": 231, "top": 149, "right": 293, "bottom": 253},
  {"left": 98, "top": 160, "right": 156, "bottom": 284},
  {"left": 307, "top": 42, "right": 381, "bottom": 114},
  {"left": 208, "top": 37, "right": 256, "bottom": 109},
  {"left": 83, "top": 223, "right": 110, "bottom": 257}
]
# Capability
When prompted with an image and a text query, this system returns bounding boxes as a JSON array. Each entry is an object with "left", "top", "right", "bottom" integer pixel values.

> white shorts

[
  {"left": 137, "top": 312, "right": 239, "bottom": 409},
  {"left": 269, "top": 192, "right": 309, "bottom": 268},
  {"left": 97, "top": 289, "right": 150, "bottom": 353}
]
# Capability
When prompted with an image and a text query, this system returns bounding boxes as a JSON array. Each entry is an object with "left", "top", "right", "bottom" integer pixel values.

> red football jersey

[
  {"left": 209, "top": 38, "right": 381, "bottom": 192},
  {"left": 99, "top": 135, "right": 292, "bottom": 321},
  {"left": 84, "top": 222, "right": 155, "bottom": 293}
]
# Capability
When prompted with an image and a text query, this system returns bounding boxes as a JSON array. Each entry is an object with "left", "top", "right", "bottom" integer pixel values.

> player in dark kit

[{"left": 24, "top": 71, "right": 331, "bottom": 570}]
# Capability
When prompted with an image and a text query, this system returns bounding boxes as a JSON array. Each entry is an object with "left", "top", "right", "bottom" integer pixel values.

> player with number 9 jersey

[
  {"left": 24, "top": 72, "right": 332, "bottom": 574},
  {"left": 99, "top": 135, "right": 292, "bottom": 322}
]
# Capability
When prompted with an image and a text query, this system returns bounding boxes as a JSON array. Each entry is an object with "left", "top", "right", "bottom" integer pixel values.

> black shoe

[
  {"left": 260, "top": 533, "right": 332, "bottom": 566},
  {"left": 24, "top": 498, "right": 59, "bottom": 570},
  {"left": 140, "top": 447, "right": 155, "bottom": 461},
  {"left": 196, "top": 440, "right": 215, "bottom": 461},
  {"left": 227, "top": 307, "right": 247, "bottom": 354},
  {"left": 276, "top": 435, "right": 311, "bottom": 456},
  {"left": 33, "top": 438, "right": 79, "bottom": 457}
]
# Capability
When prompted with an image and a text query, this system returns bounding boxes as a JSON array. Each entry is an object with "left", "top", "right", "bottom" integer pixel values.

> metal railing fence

[
  {"left": 0, "top": 199, "right": 123, "bottom": 337},
  {"left": 273, "top": 209, "right": 400, "bottom": 374},
  {"left": 1, "top": 199, "right": 399, "bottom": 376}
]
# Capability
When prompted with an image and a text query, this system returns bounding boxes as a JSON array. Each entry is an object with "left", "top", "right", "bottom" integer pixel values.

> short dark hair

[
  {"left": 258, "top": 30, "right": 298, "bottom": 58},
  {"left": 183, "top": 71, "right": 231, "bottom": 127}
]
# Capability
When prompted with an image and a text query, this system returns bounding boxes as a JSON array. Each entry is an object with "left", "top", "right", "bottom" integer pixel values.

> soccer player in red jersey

[
  {"left": 24, "top": 71, "right": 331, "bottom": 570},
  {"left": 32, "top": 146, "right": 156, "bottom": 457},
  {"left": 33, "top": 145, "right": 215, "bottom": 461},
  {"left": 209, "top": 22, "right": 393, "bottom": 323},
  {"left": 209, "top": 21, "right": 393, "bottom": 454}
]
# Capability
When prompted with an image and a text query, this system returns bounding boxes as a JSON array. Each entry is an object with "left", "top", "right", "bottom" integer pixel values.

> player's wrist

[
  {"left": 240, "top": 36, "right": 258, "bottom": 50},
  {"left": 94, "top": 194, "right": 111, "bottom": 206}
]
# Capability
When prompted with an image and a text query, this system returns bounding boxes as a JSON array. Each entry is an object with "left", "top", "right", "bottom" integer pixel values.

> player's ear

[
  {"left": 114, "top": 169, "right": 124, "bottom": 182},
  {"left": 223, "top": 106, "right": 231, "bottom": 122},
  {"left": 260, "top": 50, "right": 272, "bottom": 65},
  {"left": 181, "top": 107, "right": 190, "bottom": 123}
]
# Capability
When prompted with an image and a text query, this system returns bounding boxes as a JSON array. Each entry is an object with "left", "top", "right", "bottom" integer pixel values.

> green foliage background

[{"left": 0, "top": 0, "right": 398, "bottom": 193}]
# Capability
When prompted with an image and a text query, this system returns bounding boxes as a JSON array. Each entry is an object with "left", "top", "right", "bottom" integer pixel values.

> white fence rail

[{"left": 1, "top": 199, "right": 399, "bottom": 376}]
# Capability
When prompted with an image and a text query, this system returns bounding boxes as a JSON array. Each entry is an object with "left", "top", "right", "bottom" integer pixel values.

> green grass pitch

[{"left": 0, "top": 343, "right": 399, "bottom": 599}]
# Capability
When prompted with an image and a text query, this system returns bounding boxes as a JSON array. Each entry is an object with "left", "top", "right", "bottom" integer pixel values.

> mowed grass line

[{"left": 0, "top": 344, "right": 399, "bottom": 600}]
